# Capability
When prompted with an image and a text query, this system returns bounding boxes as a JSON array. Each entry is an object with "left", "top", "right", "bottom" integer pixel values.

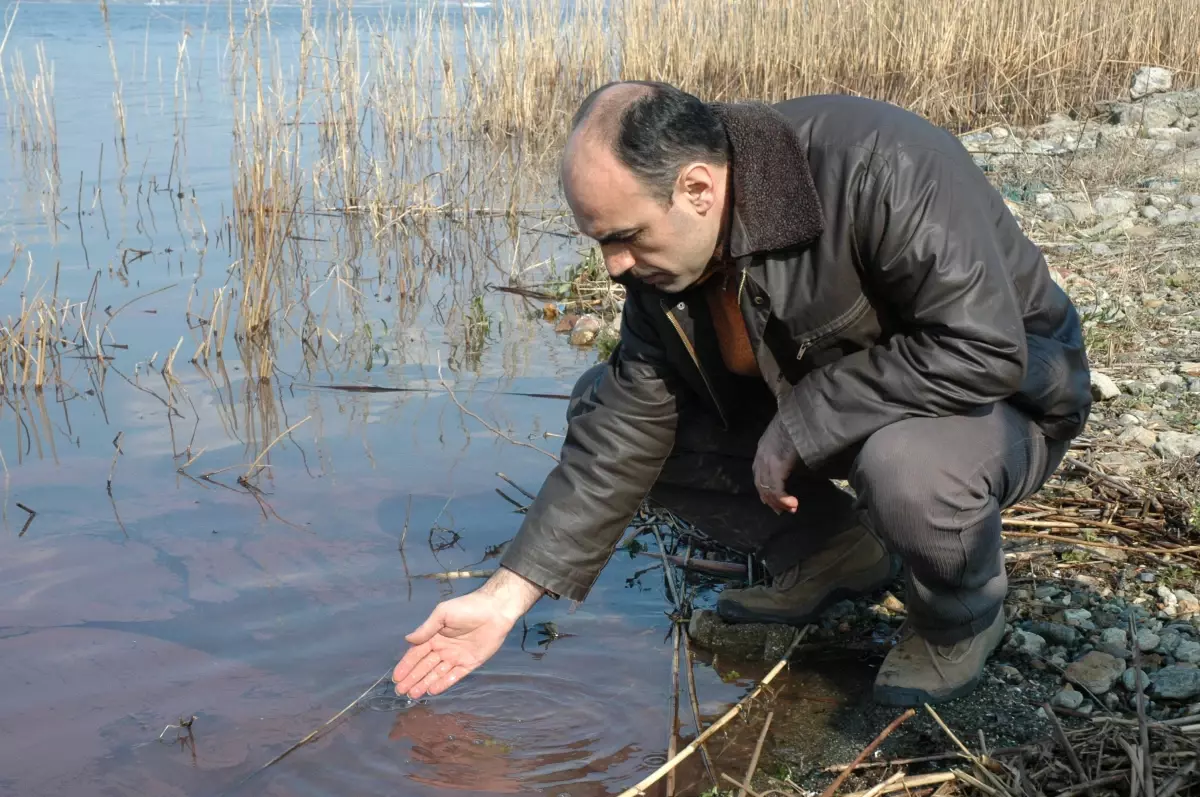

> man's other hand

[
  {"left": 392, "top": 566, "right": 543, "bottom": 699},
  {"left": 754, "top": 413, "right": 800, "bottom": 514}
]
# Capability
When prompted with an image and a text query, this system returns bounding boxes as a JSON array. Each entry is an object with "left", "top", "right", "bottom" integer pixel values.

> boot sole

[{"left": 716, "top": 555, "right": 901, "bottom": 627}]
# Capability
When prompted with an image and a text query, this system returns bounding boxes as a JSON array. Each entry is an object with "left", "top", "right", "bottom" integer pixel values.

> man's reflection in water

[{"left": 389, "top": 705, "right": 527, "bottom": 793}]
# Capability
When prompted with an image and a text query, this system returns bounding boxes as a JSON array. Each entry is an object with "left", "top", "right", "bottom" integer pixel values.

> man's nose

[{"left": 603, "top": 247, "right": 635, "bottom": 278}]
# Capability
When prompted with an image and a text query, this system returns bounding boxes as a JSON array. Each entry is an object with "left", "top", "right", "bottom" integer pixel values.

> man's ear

[{"left": 679, "top": 163, "right": 717, "bottom": 214}]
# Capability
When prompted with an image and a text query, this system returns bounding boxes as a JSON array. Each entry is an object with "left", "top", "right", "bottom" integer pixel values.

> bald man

[{"left": 392, "top": 82, "right": 1091, "bottom": 707}]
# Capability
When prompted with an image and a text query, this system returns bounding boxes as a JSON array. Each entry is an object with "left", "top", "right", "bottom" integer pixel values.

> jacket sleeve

[
  {"left": 498, "top": 298, "right": 680, "bottom": 602},
  {"left": 776, "top": 147, "right": 1028, "bottom": 469}
]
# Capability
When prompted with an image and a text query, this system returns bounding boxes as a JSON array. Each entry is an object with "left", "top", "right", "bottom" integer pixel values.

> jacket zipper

[
  {"left": 664, "top": 305, "right": 729, "bottom": 428},
  {"left": 793, "top": 293, "right": 872, "bottom": 358}
]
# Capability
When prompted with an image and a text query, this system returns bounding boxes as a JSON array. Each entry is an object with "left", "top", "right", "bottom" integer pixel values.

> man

[{"left": 392, "top": 82, "right": 1091, "bottom": 707}]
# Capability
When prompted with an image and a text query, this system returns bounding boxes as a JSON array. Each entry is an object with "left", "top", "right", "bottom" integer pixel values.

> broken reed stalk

[
  {"left": 681, "top": 631, "right": 717, "bottom": 790},
  {"left": 616, "top": 626, "right": 812, "bottom": 797},
  {"left": 436, "top": 356, "right": 559, "bottom": 463},
  {"left": 819, "top": 709, "right": 917, "bottom": 797},
  {"left": 229, "top": 667, "right": 392, "bottom": 793},
  {"left": 841, "top": 772, "right": 958, "bottom": 797},
  {"left": 667, "top": 623, "right": 680, "bottom": 797},
  {"left": 736, "top": 710, "right": 773, "bottom": 797}
]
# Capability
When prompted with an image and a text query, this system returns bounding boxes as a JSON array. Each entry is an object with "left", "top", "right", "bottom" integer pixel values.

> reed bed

[{"left": 461, "top": 0, "right": 1200, "bottom": 149}]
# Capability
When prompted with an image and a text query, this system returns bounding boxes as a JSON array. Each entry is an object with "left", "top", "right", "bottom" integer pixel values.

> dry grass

[{"left": 461, "top": 0, "right": 1200, "bottom": 149}]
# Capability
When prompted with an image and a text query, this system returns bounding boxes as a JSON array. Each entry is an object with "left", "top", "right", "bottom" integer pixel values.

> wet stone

[
  {"left": 686, "top": 610, "right": 795, "bottom": 662},
  {"left": 1010, "top": 629, "right": 1048, "bottom": 657},
  {"left": 1138, "top": 571, "right": 1158, "bottom": 584}
]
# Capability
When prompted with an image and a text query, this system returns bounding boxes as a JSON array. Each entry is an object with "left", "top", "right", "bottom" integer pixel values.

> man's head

[{"left": 561, "top": 81, "right": 731, "bottom": 293}]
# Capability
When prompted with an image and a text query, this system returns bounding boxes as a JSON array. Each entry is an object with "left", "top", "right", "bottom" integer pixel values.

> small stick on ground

[
  {"left": 495, "top": 471, "right": 536, "bottom": 501},
  {"left": 820, "top": 708, "right": 917, "bottom": 797},
  {"left": 1131, "top": 615, "right": 1156, "bottom": 797},
  {"left": 841, "top": 772, "right": 958, "bottom": 797},
  {"left": 720, "top": 773, "right": 764, "bottom": 797},
  {"left": 1043, "top": 702, "right": 1090, "bottom": 793},
  {"left": 860, "top": 770, "right": 906, "bottom": 797},
  {"left": 737, "top": 710, "right": 773, "bottom": 797}
]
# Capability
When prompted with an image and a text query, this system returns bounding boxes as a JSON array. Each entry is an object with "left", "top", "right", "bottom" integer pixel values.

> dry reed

[{"left": 460, "top": 0, "right": 1200, "bottom": 149}]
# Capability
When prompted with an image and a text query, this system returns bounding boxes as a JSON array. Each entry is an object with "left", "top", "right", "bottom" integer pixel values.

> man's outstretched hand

[
  {"left": 392, "top": 566, "right": 544, "bottom": 699},
  {"left": 754, "top": 412, "right": 800, "bottom": 514}
]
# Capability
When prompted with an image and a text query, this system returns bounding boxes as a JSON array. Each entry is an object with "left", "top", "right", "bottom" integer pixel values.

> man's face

[{"left": 561, "top": 136, "right": 724, "bottom": 294}]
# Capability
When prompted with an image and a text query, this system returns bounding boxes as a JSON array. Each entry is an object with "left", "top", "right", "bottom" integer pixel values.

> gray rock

[
  {"left": 1089, "top": 243, "right": 1113, "bottom": 257},
  {"left": 1118, "top": 426, "right": 1158, "bottom": 449},
  {"left": 1093, "top": 195, "right": 1136, "bottom": 217},
  {"left": 1030, "top": 622, "right": 1079, "bottom": 647},
  {"left": 1111, "top": 99, "right": 1182, "bottom": 129},
  {"left": 1151, "top": 666, "right": 1200, "bottom": 701},
  {"left": 1175, "top": 640, "right": 1200, "bottom": 664},
  {"left": 1152, "top": 432, "right": 1200, "bottom": 460},
  {"left": 1090, "top": 372, "right": 1121, "bottom": 401},
  {"left": 1157, "top": 630, "right": 1183, "bottom": 655},
  {"left": 1098, "top": 642, "right": 1133, "bottom": 660},
  {"left": 1064, "top": 609, "right": 1093, "bottom": 626},
  {"left": 1159, "top": 586, "right": 1180, "bottom": 606},
  {"left": 1012, "top": 629, "right": 1048, "bottom": 657},
  {"left": 1119, "top": 413, "right": 1143, "bottom": 426},
  {"left": 1035, "top": 586, "right": 1062, "bottom": 600},
  {"left": 1149, "top": 194, "right": 1175, "bottom": 210},
  {"left": 1131, "top": 66, "right": 1174, "bottom": 99},
  {"left": 1136, "top": 630, "right": 1162, "bottom": 651},
  {"left": 1159, "top": 375, "right": 1187, "bottom": 393},
  {"left": 1102, "top": 628, "right": 1129, "bottom": 647},
  {"left": 998, "top": 664, "right": 1024, "bottom": 685},
  {"left": 1052, "top": 685, "right": 1085, "bottom": 710},
  {"left": 1034, "top": 192, "right": 1056, "bottom": 207},
  {"left": 1123, "top": 667, "right": 1151, "bottom": 692},
  {"left": 1066, "top": 651, "right": 1128, "bottom": 695},
  {"left": 1185, "top": 195, "right": 1200, "bottom": 209},
  {"left": 1160, "top": 209, "right": 1193, "bottom": 226},
  {"left": 1141, "top": 205, "right": 1163, "bottom": 221}
]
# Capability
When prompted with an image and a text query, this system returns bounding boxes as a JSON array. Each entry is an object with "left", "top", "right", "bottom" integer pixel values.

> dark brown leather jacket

[{"left": 500, "top": 94, "right": 1092, "bottom": 602}]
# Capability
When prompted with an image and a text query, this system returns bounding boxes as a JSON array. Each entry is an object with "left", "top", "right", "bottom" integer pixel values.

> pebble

[
  {"left": 1138, "top": 571, "right": 1158, "bottom": 584},
  {"left": 1066, "top": 651, "right": 1127, "bottom": 695},
  {"left": 1159, "top": 375, "right": 1187, "bottom": 393},
  {"left": 1140, "top": 205, "right": 1162, "bottom": 220},
  {"left": 1101, "top": 628, "right": 1129, "bottom": 647},
  {"left": 1097, "top": 642, "right": 1133, "bottom": 661},
  {"left": 1161, "top": 209, "right": 1192, "bottom": 226},
  {"left": 1123, "top": 667, "right": 1152, "bottom": 692},
  {"left": 1030, "top": 622, "right": 1078, "bottom": 647},
  {"left": 1158, "top": 586, "right": 1180, "bottom": 607},
  {"left": 1011, "top": 629, "right": 1048, "bottom": 657},
  {"left": 998, "top": 665, "right": 1024, "bottom": 685},
  {"left": 1152, "top": 666, "right": 1200, "bottom": 701},
  {"left": 1089, "top": 372, "right": 1121, "bottom": 401},
  {"left": 1064, "top": 608, "right": 1093, "bottom": 626},
  {"left": 1175, "top": 639, "right": 1200, "bottom": 664},
  {"left": 1034, "top": 586, "right": 1062, "bottom": 600},
  {"left": 1052, "top": 685, "right": 1085, "bottom": 710},
  {"left": 1148, "top": 194, "right": 1174, "bottom": 210},
  {"left": 1157, "top": 632, "right": 1184, "bottom": 655},
  {"left": 1136, "top": 630, "right": 1162, "bottom": 652}
]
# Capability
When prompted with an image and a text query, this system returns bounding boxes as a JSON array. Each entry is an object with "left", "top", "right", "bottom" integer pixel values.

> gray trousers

[{"left": 569, "top": 364, "right": 1069, "bottom": 645}]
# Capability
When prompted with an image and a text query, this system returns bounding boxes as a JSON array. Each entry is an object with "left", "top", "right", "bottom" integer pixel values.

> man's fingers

[
  {"left": 427, "top": 664, "right": 472, "bottom": 696},
  {"left": 394, "top": 650, "right": 442, "bottom": 696},
  {"left": 392, "top": 641, "right": 430, "bottom": 683}
]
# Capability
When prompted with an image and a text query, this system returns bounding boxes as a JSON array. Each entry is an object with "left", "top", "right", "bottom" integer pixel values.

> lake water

[{"left": 0, "top": 3, "right": 874, "bottom": 795}]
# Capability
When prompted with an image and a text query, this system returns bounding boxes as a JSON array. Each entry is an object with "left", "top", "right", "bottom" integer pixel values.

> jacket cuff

[
  {"left": 498, "top": 548, "right": 592, "bottom": 603},
  {"left": 777, "top": 387, "right": 824, "bottom": 471}
]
